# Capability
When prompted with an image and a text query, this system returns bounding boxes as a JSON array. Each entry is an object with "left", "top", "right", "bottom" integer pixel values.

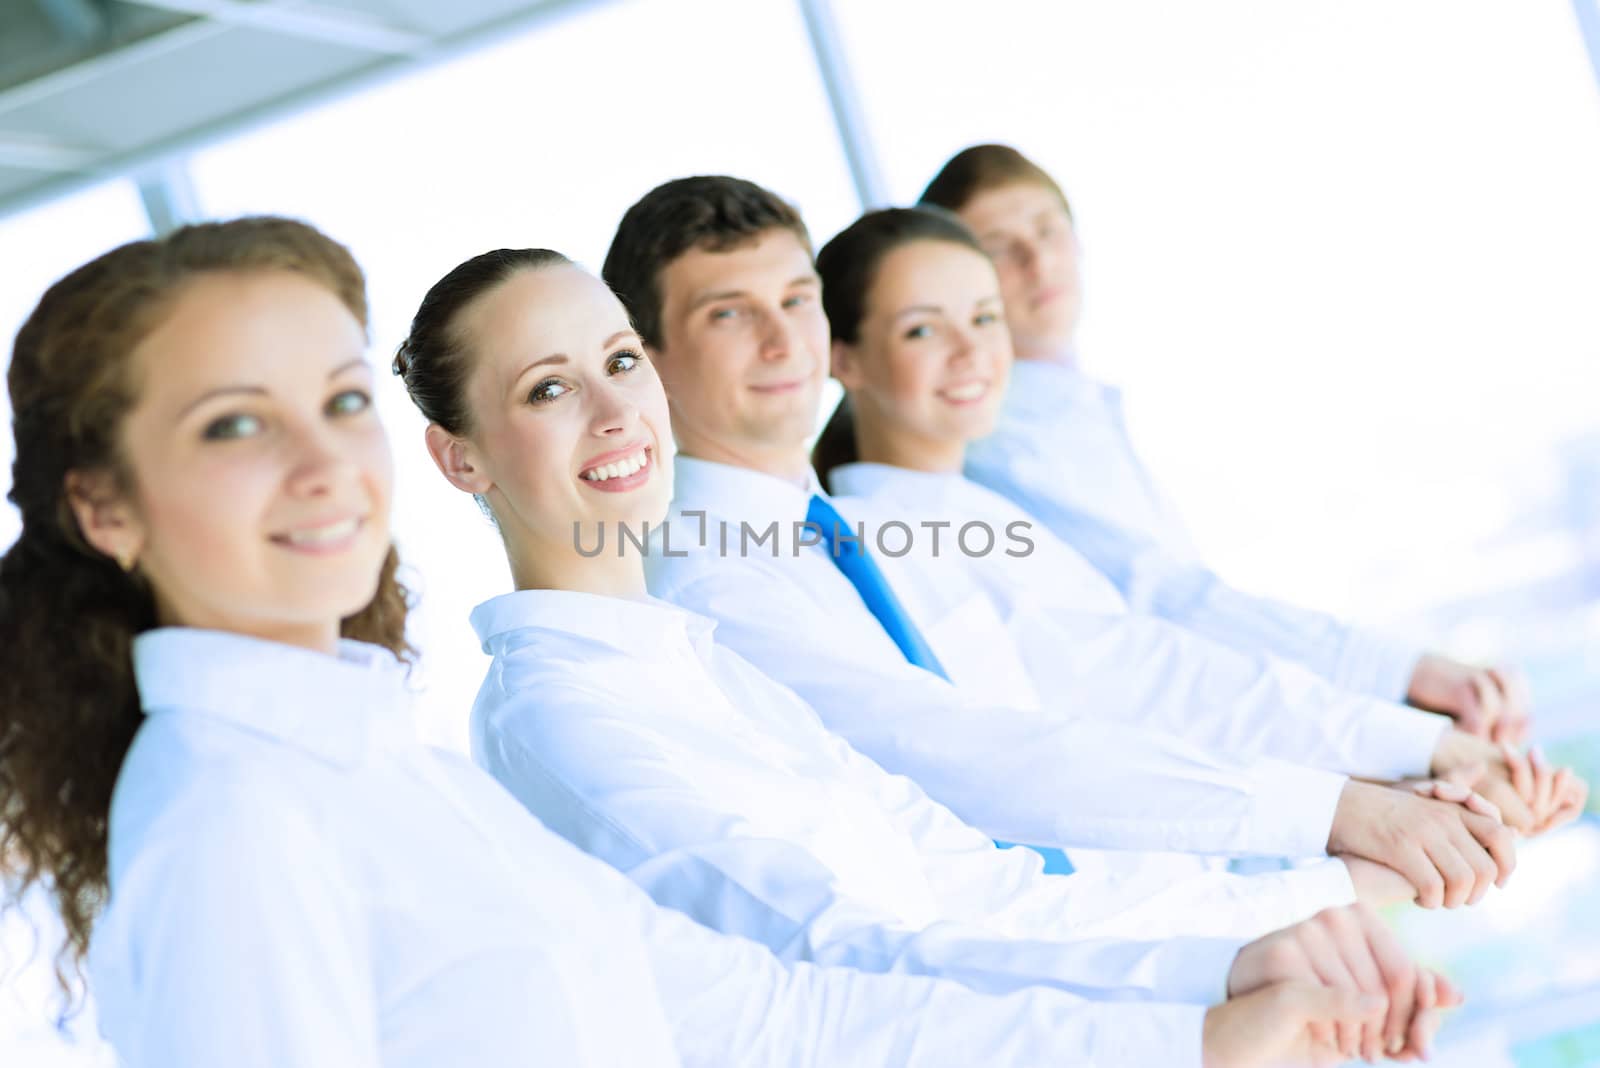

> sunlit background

[{"left": 2, "top": 1, "right": 1599, "bottom": 1064}]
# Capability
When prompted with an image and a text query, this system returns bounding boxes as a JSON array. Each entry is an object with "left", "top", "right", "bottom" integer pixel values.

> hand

[
  {"left": 1433, "top": 731, "right": 1588, "bottom": 835},
  {"left": 1407, "top": 653, "right": 1531, "bottom": 743},
  {"left": 1203, "top": 982, "right": 1385, "bottom": 1068},
  {"left": 1226, "top": 904, "right": 1461, "bottom": 1062},
  {"left": 1327, "top": 780, "right": 1515, "bottom": 908},
  {"left": 1402, "top": 764, "right": 1502, "bottom": 823}
]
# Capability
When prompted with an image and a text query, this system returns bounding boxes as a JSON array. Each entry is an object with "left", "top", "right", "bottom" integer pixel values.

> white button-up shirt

[
  {"left": 93, "top": 628, "right": 1164, "bottom": 1068},
  {"left": 468, "top": 588, "right": 1316, "bottom": 1067},
  {"left": 965, "top": 358, "right": 1426, "bottom": 701},
  {"left": 828, "top": 461, "right": 1448, "bottom": 784},
  {"left": 648, "top": 457, "right": 1353, "bottom": 860}
]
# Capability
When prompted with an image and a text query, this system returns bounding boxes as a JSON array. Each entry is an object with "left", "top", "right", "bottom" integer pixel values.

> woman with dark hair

[
  {"left": 812, "top": 206, "right": 1582, "bottom": 881},
  {"left": 0, "top": 218, "right": 1125, "bottom": 1068},
  {"left": 396, "top": 244, "right": 1460, "bottom": 1067}
]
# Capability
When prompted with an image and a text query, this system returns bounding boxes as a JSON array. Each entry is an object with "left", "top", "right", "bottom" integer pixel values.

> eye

[
  {"left": 974, "top": 311, "right": 1002, "bottom": 328},
  {"left": 202, "top": 412, "right": 264, "bottom": 441},
  {"left": 902, "top": 323, "right": 935, "bottom": 341},
  {"left": 528, "top": 377, "right": 572, "bottom": 405},
  {"left": 709, "top": 307, "right": 740, "bottom": 323},
  {"left": 782, "top": 293, "right": 812, "bottom": 310},
  {"left": 326, "top": 388, "right": 371, "bottom": 417},
  {"left": 607, "top": 350, "right": 642, "bottom": 375}
]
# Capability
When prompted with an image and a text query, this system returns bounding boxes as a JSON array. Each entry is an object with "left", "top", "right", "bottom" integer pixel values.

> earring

[{"left": 117, "top": 549, "right": 136, "bottom": 573}]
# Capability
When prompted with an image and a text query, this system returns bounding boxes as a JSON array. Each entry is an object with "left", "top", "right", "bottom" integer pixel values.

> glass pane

[
  {"left": 835, "top": 0, "right": 1600, "bottom": 634},
  {"left": 188, "top": 0, "right": 860, "bottom": 750}
]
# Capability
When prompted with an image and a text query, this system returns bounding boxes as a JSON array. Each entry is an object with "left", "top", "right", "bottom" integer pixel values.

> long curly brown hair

[{"left": 0, "top": 216, "right": 413, "bottom": 1000}]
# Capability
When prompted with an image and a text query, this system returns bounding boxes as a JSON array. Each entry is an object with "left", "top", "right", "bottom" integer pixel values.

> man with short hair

[{"left": 602, "top": 175, "right": 1541, "bottom": 911}]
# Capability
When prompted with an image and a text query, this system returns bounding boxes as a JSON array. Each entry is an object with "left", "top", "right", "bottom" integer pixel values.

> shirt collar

[
  {"left": 471, "top": 587, "right": 718, "bottom": 662},
  {"left": 670, "top": 455, "right": 823, "bottom": 525},
  {"left": 1002, "top": 358, "right": 1118, "bottom": 420},
  {"left": 828, "top": 462, "right": 965, "bottom": 506},
  {"left": 132, "top": 627, "right": 414, "bottom": 767}
]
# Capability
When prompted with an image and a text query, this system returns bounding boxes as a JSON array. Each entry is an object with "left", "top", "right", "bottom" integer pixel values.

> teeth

[
  {"left": 944, "top": 382, "right": 986, "bottom": 401},
  {"left": 285, "top": 518, "right": 360, "bottom": 546},
  {"left": 582, "top": 449, "right": 647, "bottom": 482}
]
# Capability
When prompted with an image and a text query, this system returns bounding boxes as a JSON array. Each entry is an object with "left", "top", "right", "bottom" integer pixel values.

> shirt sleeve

[
  {"left": 626, "top": 882, "right": 1215, "bottom": 1068},
  {"left": 476, "top": 679, "right": 1245, "bottom": 1005},
  {"left": 968, "top": 439, "right": 1427, "bottom": 702},
  {"left": 657, "top": 561, "right": 1347, "bottom": 859},
  {"left": 1000, "top": 601, "right": 1450, "bottom": 782},
  {"left": 90, "top": 785, "right": 380, "bottom": 1068}
]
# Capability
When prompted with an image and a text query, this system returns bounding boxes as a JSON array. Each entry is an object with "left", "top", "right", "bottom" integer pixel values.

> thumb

[{"left": 1441, "top": 760, "right": 1487, "bottom": 790}]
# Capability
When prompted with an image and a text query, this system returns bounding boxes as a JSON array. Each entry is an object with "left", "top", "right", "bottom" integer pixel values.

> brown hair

[
  {"left": 601, "top": 176, "right": 812, "bottom": 350},
  {"left": 918, "top": 144, "right": 1072, "bottom": 217},
  {"left": 811, "top": 207, "right": 986, "bottom": 489},
  {"left": 0, "top": 216, "right": 412, "bottom": 998},
  {"left": 393, "top": 247, "right": 572, "bottom": 435}
]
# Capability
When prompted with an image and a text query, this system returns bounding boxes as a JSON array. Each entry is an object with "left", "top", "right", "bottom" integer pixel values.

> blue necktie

[{"left": 805, "top": 494, "right": 1072, "bottom": 876}]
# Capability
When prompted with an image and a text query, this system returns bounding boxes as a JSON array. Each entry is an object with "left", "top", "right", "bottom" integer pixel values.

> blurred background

[{"left": 1, "top": 1, "right": 1598, "bottom": 1064}]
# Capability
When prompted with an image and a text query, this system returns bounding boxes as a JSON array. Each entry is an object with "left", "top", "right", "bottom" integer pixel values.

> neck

[
  {"left": 155, "top": 597, "right": 343, "bottom": 656},
  {"left": 507, "top": 525, "right": 649, "bottom": 600},
  {"left": 852, "top": 412, "right": 966, "bottom": 475},
  {"left": 1012, "top": 332, "right": 1077, "bottom": 368},
  {"left": 675, "top": 436, "right": 813, "bottom": 490}
]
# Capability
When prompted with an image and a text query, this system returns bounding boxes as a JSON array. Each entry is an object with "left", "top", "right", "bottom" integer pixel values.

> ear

[
  {"left": 63, "top": 468, "right": 144, "bottom": 570},
  {"left": 830, "top": 338, "right": 865, "bottom": 391},
  {"left": 424, "top": 424, "right": 492, "bottom": 495}
]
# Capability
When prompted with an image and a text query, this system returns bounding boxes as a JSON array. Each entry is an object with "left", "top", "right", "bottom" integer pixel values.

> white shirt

[
  {"left": 647, "top": 456, "right": 1350, "bottom": 860},
  {"left": 92, "top": 628, "right": 1175, "bottom": 1068},
  {"left": 471, "top": 589, "right": 1352, "bottom": 992},
  {"left": 965, "top": 358, "right": 1426, "bottom": 701},
  {"left": 828, "top": 461, "right": 1448, "bottom": 783}
]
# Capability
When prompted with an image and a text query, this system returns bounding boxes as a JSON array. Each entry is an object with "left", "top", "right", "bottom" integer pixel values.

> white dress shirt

[
  {"left": 827, "top": 461, "right": 1448, "bottom": 783},
  {"left": 964, "top": 358, "right": 1426, "bottom": 701},
  {"left": 647, "top": 456, "right": 1353, "bottom": 861},
  {"left": 92, "top": 627, "right": 1182, "bottom": 1068},
  {"left": 472, "top": 589, "right": 1355, "bottom": 985}
]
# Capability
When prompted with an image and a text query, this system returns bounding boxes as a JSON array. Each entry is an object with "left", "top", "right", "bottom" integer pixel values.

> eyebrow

[
  {"left": 510, "top": 331, "right": 640, "bottom": 390},
  {"left": 687, "top": 274, "right": 819, "bottom": 312},
  {"left": 176, "top": 357, "right": 370, "bottom": 420}
]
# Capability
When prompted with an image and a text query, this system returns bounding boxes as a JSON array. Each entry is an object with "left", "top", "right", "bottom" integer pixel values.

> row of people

[{"left": 0, "top": 146, "right": 1584, "bottom": 1066}]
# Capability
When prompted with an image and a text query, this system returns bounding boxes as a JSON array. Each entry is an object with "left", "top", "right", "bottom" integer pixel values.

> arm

[
  {"left": 969, "top": 441, "right": 1425, "bottom": 701},
  {"left": 477, "top": 684, "right": 1246, "bottom": 1003},
  {"left": 656, "top": 560, "right": 1349, "bottom": 860},
  {"left": 90, "top": 789, "right": 381, "bottom": 1068}
]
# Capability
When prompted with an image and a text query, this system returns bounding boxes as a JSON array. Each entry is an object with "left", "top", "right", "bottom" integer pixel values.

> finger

[
  {"left": 1457, "top": 812, "right": 1515, "bottom": 900},
  {"left": 1432, "top": 970, "right": 1465, "bottom": 1010},
  {"left": 1322, "top": 908, "right": 1390, "bottom": 1064},
  {"left": 1501, "top": 741, "right": 1535, "bottom": 805},
  {"left": 1421, "top": 833, "right": 1478, "bottom": 908},
  {"left": 1366, "top": 922, "right": 1420, "bottom": 1058},
  {"left": 1395, "top": 840, "right": 1445, "bottom": 909},
  {"left": 1530, "top": 745, "right": 1557, "bottom": 823},
  {"left": 1296, "top": 920, "right": 1365, "bottom": 1061},
  {"left": 1428, "top": 780, "right": 1472, "bottom": 803},
  {"left": 1470, "top": 671, "right": 1504, "bottom": 734},
  {"left": 1478, "top": 776, "right": 1536, "bottom": 834},
  {"left": 1486, "top": 665, "right": 1532, "bottom": 722},
  {"left": 1440, "top": 761, "right": 1486, "bottom": 791},
  {"left": 1463, "top": 790, "right": 1502, "bottom": 824},
  {"left": 1407, "top": 970, "right": 1440, "bottom": 1060}
]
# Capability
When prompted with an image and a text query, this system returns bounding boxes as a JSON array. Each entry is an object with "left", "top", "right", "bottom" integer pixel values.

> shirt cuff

[
  {"left": 1280, "top": 856, "right": 1359, "bottom": 917},
  {"left": 1342, "top": 702, "right": 1453, "bottom": 781},
  {"left": 1244, "top": 758, "right": 1346, "bottom": 858},
  {"left": 1334, "top": 626, "right": 1427, "bottom": 704}
]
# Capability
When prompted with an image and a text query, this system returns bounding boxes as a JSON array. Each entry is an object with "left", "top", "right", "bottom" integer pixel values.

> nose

[
  {"left": 589, "top": 379, "right": 641, "bottom": 438},
  {"left": 756, "top": 305, "right": 794, "bottom": 363},
  {"left": 284, "top": 420, "right": 355, "bottom": 499}
]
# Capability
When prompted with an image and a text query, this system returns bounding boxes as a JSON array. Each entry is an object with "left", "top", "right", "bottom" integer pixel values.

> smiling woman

[{"left": 0, "top": 217, "right": 410, "bottom": 994}]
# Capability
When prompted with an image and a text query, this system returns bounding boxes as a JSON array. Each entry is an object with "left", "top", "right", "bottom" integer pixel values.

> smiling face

[
  {"left": 441, "top": 263, "right": 672, "bottom": 581},
  {"left": 955, "top": 181, "right": 1082, "bottom": 359},
  {"left": 649, "top": 228, "right": 828, "bottom": 482},
  {"left": 91, "top": 269, "right": 393, "bottom": 651},
  {"left": 833, "top": 239, "right": 1013, "bottom": 469}
]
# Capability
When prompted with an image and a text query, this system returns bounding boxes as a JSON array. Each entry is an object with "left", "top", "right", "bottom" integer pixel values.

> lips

[
  {"left": 269, "top": 515, "right": 366, "bottom": 554},
  {"left": 748, "top": 379, "right": 807, "bottom": 395},
  {"left": 579, "top": 444, "right": 654, "bottom": 493},
  {"left": 937, "top": 380, "right": 991, "bottom": 405}
]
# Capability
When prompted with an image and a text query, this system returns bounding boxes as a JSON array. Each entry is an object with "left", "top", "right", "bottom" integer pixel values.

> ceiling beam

[
  {"left": 0, "top": 130, "right": 97, "bottom": 171},
  {"left": 120, "top": 0, "right": 427, "bottom": 56}
]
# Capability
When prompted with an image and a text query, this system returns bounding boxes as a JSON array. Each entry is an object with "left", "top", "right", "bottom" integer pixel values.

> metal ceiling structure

[
  {"left": 0, "top": 0, "right": 886, "bottom": 234},
  {"left": 1, "top": 0, "right": 1594, "bottom": 236}
]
